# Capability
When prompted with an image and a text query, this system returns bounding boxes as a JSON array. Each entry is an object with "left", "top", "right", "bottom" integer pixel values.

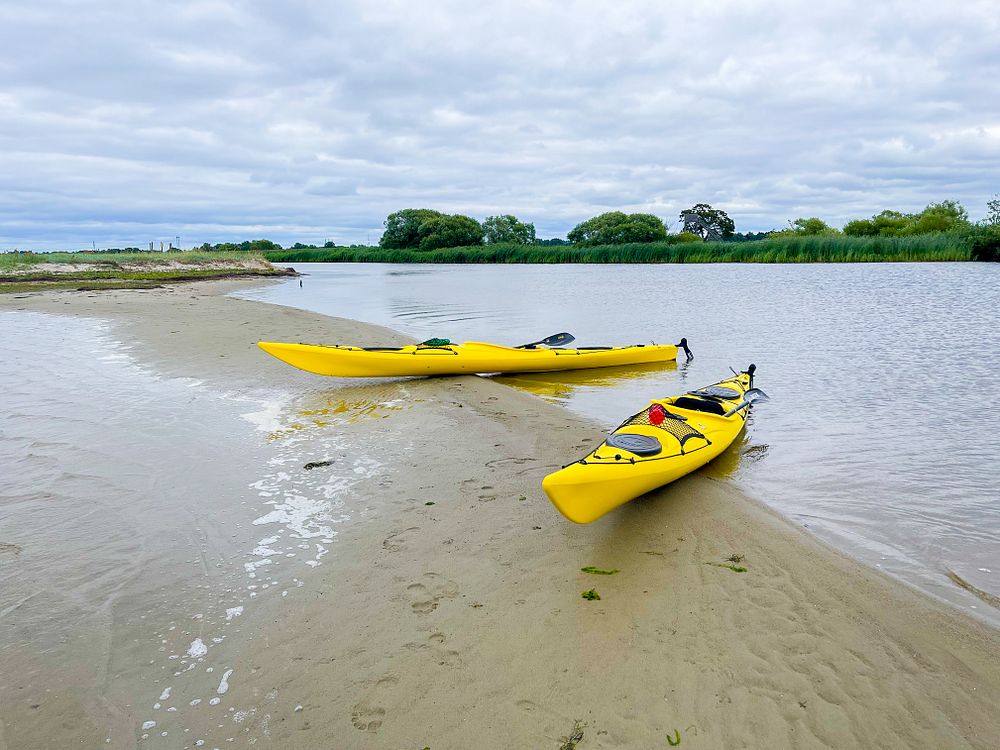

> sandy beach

[{"left": 2, "top": 280, "right": 1000, "bottom": 749}]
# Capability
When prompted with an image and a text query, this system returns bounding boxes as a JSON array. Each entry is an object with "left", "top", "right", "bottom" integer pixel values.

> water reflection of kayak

[{"left": 493, "top": 360, "right": 678, "bottom": 400}]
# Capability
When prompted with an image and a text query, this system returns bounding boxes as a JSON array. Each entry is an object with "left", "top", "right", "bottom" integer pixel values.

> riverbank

[
  {"left": 0, "top": 251, "right": 296, "bottom": 293},
  {"left": 1, "top": 281, "right": 999, "bottom": 749}
]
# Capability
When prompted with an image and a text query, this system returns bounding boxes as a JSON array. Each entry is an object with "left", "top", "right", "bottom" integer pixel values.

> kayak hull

[
  {"left": 257, "top": 340, "right": 680, "bottom": 377},
  {"left": 543, "top": 372, "right": 753, "bottom": 523}
]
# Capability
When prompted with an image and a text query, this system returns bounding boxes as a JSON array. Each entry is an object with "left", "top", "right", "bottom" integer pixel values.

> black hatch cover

[
  {"left": 692, "top": 385, "right": 741, "bottom": 399},
  {"left": 606, "top": 432, "right": 662, "bottom": 456}
]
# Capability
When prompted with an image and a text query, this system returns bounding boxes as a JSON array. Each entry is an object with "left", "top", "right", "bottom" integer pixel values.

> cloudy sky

[{"left": 2, "top": 0, "right": 998, "bottom": 250}]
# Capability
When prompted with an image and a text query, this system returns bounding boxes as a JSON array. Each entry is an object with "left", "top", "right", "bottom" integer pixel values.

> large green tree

[
  {"left": 417, "top": 214, "right": 484, "bottom": 250},
  {"left": 567, "top": 212, "right": 667, "bottom": 245},
  {"left": 679, "top": 204, "right": 735, "bottom": 239},
  {"left": 380, "top": 209, "right": 444, "bottom": 249},
  {"left": 482, "top": 214, "right": 536, "bottom": 245}
]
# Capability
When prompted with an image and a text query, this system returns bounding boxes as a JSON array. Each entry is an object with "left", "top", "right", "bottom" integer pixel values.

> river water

[
  {"left": 0, "top": 311, "right": 404, "bottom": 745},
  {"left": 235, "top": 262, "right": 1000, "bottom": 622}
]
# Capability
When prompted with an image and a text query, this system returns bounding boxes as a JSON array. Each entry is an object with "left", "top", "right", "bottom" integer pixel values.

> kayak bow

[{"left": 543, "top": 366, "right": 766, "bottom": 523}]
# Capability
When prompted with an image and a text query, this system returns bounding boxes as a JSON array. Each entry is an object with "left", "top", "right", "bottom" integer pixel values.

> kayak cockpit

[{"left": 669, "top": 395, "right": 729, "bottom": 415}]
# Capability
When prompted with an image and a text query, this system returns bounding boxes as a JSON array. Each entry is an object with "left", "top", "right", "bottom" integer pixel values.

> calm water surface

[{"left": 236, "top": 262, "right": 1000, "bottom": 621}]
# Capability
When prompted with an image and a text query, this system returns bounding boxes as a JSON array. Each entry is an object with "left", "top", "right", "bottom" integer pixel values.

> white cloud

[{"left": 1, "top": 0, "right": 998, "bottom": 249}]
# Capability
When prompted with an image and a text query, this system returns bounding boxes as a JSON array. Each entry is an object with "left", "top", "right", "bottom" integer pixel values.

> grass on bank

[
  {"left": 0, "top": 250, "right": 265, "bottom": 270},
  {"left": 0, "top": 251, "right": 294, "bottom": 293},
  {"left": 264, "top": 233, "right": 973, "bottom": 264}
]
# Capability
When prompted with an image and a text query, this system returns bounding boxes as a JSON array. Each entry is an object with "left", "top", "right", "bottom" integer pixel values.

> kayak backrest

[{"left": 672, "top": 396, "right": 727, "bottom": 416}]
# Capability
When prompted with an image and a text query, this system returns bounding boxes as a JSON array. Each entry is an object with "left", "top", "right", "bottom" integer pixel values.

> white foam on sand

[
  {"left": 217, "top": 669, "right": 233, "bottom": 694},
  {"left": 159, "top": 687, "right": 171, "bottom": 701},
  {"left": 186, "top": 639, "right": 208, "bottom": 659},
  {"left": 225, "top": 606, "right": 243, "bottom": 621},
  {"left": 238, "top": 393, "right": 294, "bottom": 433}
]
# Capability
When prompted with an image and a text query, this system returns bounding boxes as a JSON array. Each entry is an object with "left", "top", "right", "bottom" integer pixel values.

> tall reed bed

[{"left": 265, "top": 233, "right": 971, "bottom": 264}]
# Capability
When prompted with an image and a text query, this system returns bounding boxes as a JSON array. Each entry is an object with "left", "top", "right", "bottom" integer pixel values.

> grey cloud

[{"left": 1, "top": 0, "right": 999, "bottom": 250}]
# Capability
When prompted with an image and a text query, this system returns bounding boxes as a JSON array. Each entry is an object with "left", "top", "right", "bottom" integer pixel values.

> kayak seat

[
  {"left": 672, "top": 396, "right": 727, "bottom": 415},
  {"left": 617, "top": 406, "right": 708, "bottom": 453}
]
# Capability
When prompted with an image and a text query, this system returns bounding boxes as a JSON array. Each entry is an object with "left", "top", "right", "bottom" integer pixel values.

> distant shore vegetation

[
  {"left": 7, "top": 196, "right": 999, "bottom": 264},
  {"left": 0, "top": 250, "right": 292, "bottom": 293},
  {"left": 261, "top": 197, "right": 999, "bottom": 263}
]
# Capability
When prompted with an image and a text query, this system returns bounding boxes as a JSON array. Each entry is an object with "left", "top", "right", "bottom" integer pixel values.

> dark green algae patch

[
  {"left": 706, "top": 562, "right": 748, "bottom": 573},
  {"left": 581, "top": 566, "right": 619, "bottom": 575}
]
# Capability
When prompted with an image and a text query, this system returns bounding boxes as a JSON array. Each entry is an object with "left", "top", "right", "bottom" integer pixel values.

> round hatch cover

[
  {"left": 692, "top": 385, "right": 740, "bottom": 399},
  {"left": 606, "top": 432, "right": 662, "bottom": 456}
]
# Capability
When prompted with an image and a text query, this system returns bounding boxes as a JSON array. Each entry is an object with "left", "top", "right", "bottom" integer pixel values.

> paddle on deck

[{"left": 517, "top": 332, "right": 575, "bottom": 349}]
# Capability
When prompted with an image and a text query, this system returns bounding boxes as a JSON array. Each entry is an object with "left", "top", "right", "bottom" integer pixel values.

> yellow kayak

[
  {"left": 543, "top": 366, "right": 766, "bottom": 523},
  {"left": 257, "top": 337, "right": 690, "bottom": 378}
]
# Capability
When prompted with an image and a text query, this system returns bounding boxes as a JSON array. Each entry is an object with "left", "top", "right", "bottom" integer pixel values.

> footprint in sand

[
  {"left": 351, "top": 674, "right": 398, "bottom": 732},
  {"left": 427, "top": 632, "right": 464, "bottom": 668},
  {"left": 351, "top": 704, "right": 385, "bottom": 732},
  {"left": 406, "top": 573, "right": 459, "bottom": 614},
  {"left": 382, "top": 527, "right": 420, "bottom": 553}
]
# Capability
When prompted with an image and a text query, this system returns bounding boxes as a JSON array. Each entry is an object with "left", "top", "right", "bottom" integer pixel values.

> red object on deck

[{"left": 648, "top": 404, "right": 666, "bottom": 425}]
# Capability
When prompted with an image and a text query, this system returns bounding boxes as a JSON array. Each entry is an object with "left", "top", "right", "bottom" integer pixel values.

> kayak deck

[
  {"left": 257, "top": 340, "right": 681, "bottom": 377},
  {"left": 543, "top": 370, "right": 756, "bottom": 523}
]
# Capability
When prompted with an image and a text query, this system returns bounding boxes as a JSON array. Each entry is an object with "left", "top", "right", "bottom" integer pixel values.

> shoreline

[{"left": 2, "top": 281, "right": 1000, "bottom": 748}]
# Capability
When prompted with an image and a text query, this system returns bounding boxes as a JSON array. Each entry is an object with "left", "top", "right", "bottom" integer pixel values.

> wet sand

[{"left": 2, "top": 281, "right": 1000, "bottom": 749}]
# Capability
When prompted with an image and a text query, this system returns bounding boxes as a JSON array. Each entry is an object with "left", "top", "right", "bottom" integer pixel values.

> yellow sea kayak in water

[
  {"left": 257, "top": 334, "right": 691, "bottom": 378},
  {"left": 543, "top": 366, "right": 767, "bottom": 523}
]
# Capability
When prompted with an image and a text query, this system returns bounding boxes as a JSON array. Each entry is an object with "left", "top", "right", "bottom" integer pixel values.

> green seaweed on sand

[
  {"left": 666, "top": 728, "right": 682, "bottom": 745},
  {"left": 559, "top": 721, "right": 585, "bottom": 750},
  {"left": 424, "top": 501, "right": 436, "bottom": 506},
  {"left": 581, "top": 566, "right": 619, "bottom": 575},
  {"left": 581, "top": 589, "right": 601, "bottom": 600},
  {"left": 706, "top": 562, "right": 747, "bottom": 573}
]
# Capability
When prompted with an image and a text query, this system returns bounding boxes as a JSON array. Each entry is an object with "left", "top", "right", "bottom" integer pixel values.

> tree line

[
  {"left": 376, "top": 204, "right": 738, "bottom": 250},
  {"left": 195, "top": 195, "right": 1000, "bottom": 258}
]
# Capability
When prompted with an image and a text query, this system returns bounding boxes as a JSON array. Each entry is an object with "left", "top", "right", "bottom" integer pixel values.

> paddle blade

[
  {"left": 519, "top": 332, "right": 575, "bottom": 348},
  {"left": 723, "top": 388, "right": 770, "bottom": 418}
]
